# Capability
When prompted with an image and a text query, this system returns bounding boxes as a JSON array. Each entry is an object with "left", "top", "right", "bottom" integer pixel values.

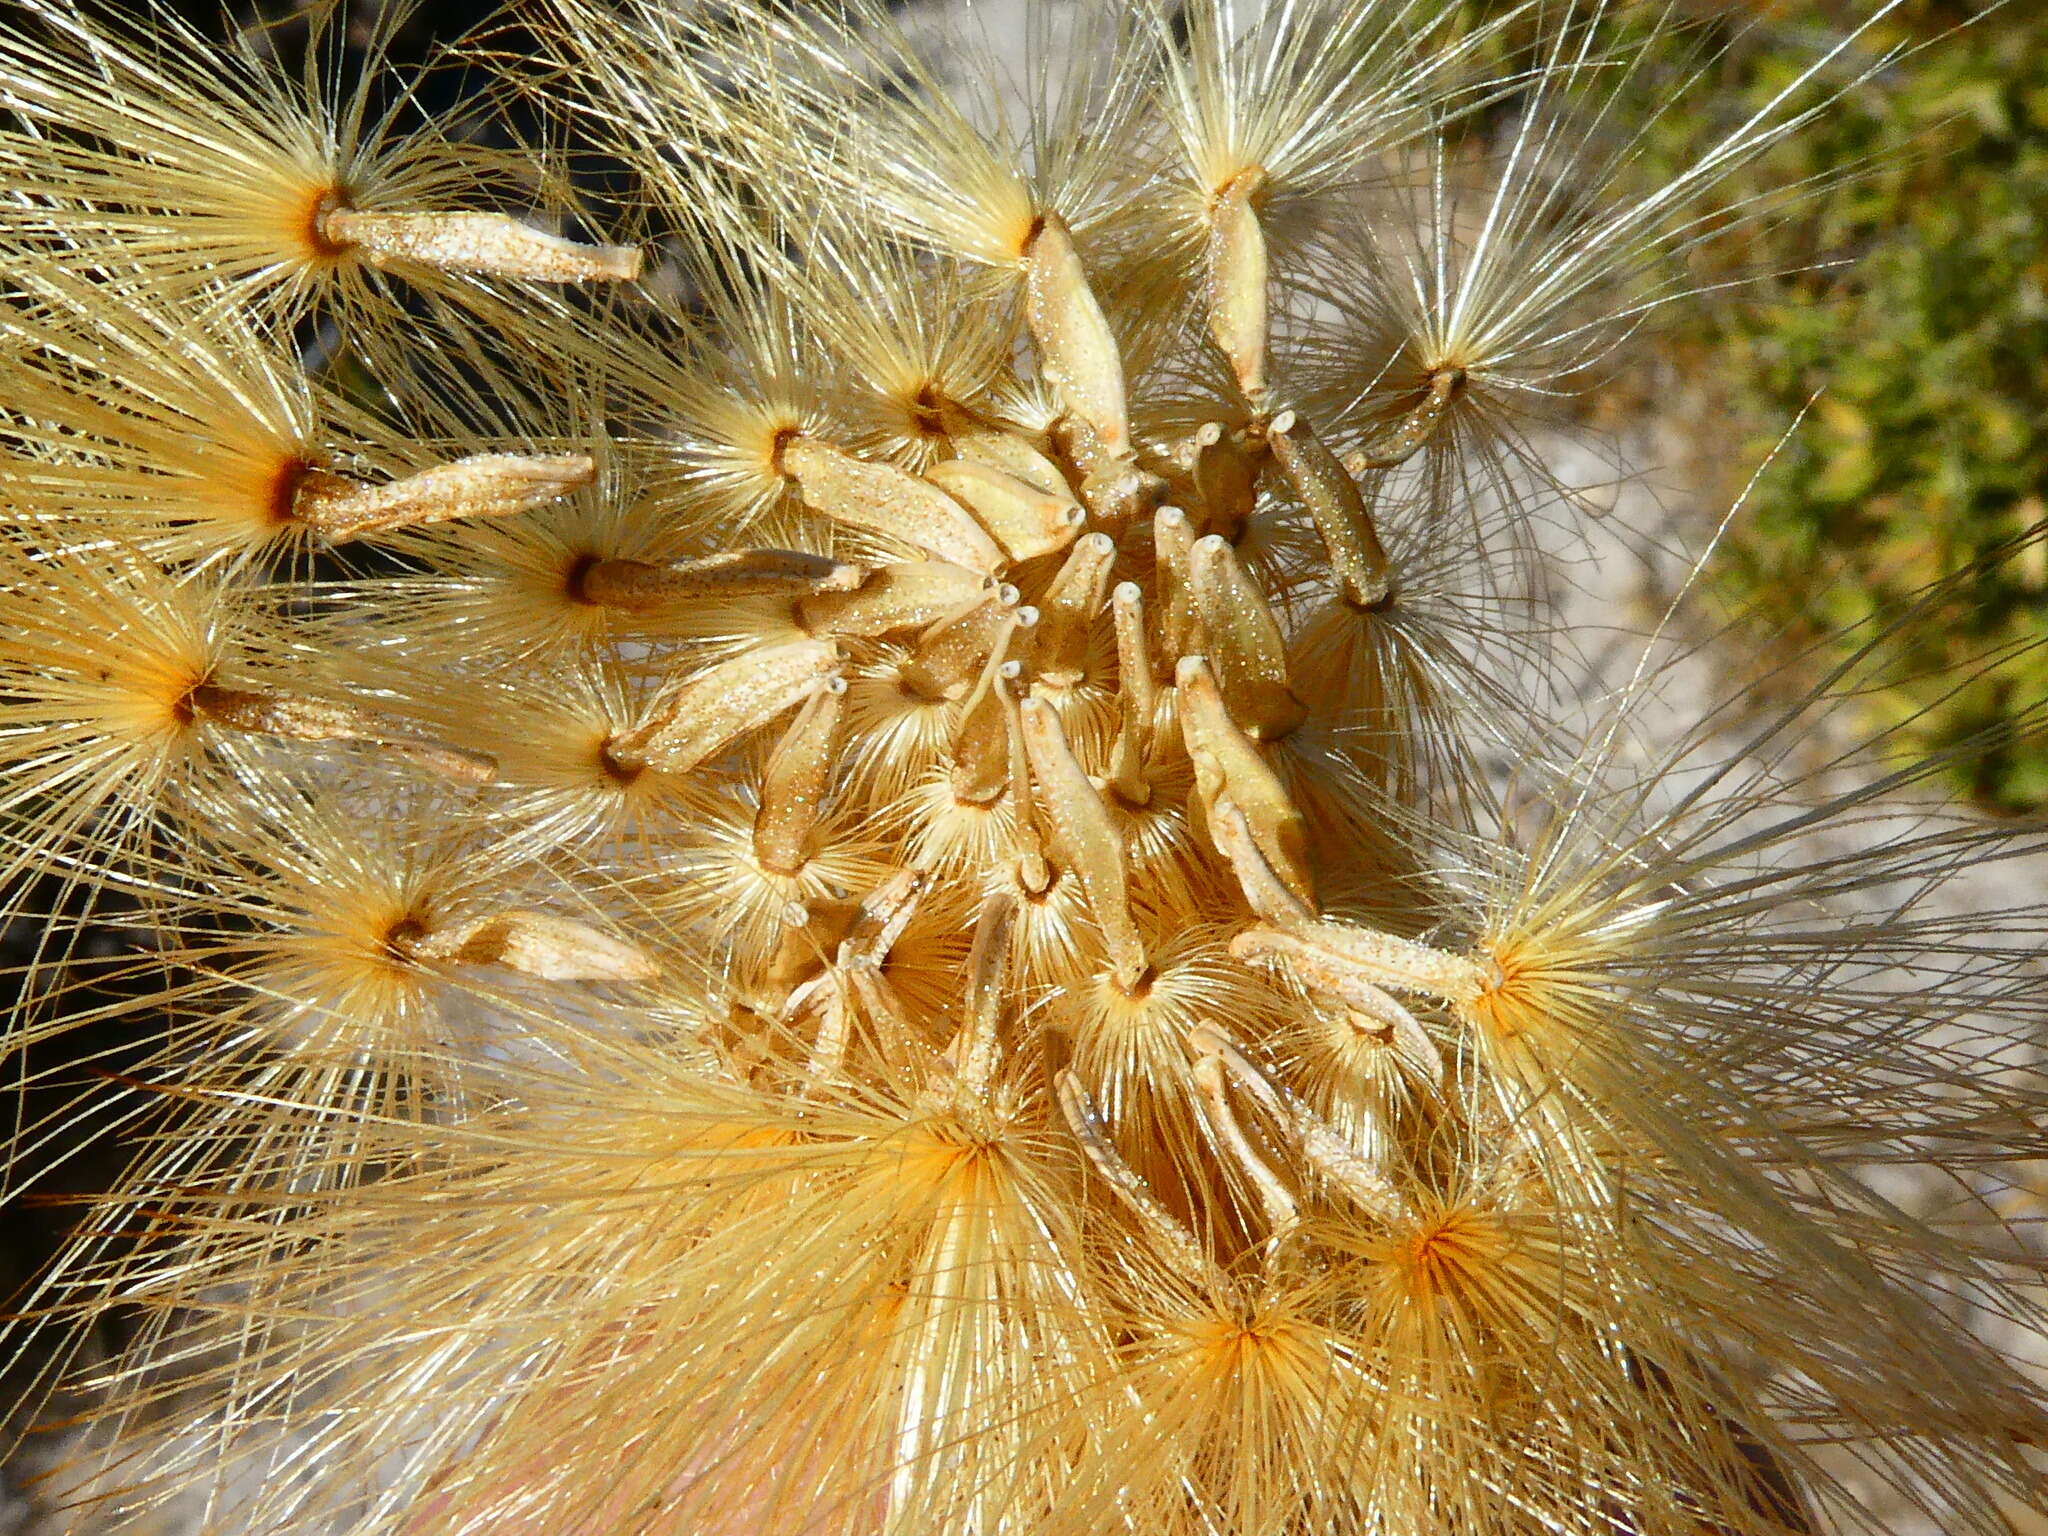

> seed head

[{"left": 4, "top": 2, "right": 2045, "bottom": 1535}]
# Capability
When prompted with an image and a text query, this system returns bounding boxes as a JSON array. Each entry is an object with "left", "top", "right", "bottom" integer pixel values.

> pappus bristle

[
  {"left": 555, "top": 0, "right": 1137, "bottom": 270},
  {"left": 0, "top": 542, "right": 293, "bottom": 902},
  {"left": 323, "top": 442, "right": 740, "bottom": 667},
  {"left": 1144, "top": 0, "right": 1523, "bottom": 270},
  {"left": 0, "top": 0, "right": 641, "bottom": 331},
  {"left": 6, "top": 2, "right": 2046, "bottom": 1534},
  {"left": 0, "top": 268, "right": 596, "bottom": 576},
  {"left": 1295, "top": 4, "right": 1923, "bottom": 517},
  {"left": 93, "top": 784, "right": 655, "bottom": 1192},
  {"left": 465, "top": 656, "right": 733, "bottom": 850}
]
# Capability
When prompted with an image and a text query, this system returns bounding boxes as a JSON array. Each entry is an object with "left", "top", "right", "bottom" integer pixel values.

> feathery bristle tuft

[{"left": 5, "top": 3, "right": 2045, "bottom": 1535}]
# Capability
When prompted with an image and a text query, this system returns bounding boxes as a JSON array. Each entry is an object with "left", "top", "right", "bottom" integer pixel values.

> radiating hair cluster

[{"left": 2, "top": 1, "right": 2045, "bottom": 1533}]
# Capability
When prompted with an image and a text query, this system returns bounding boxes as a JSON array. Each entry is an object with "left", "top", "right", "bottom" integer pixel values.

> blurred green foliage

[{"left": 1644, "top": 2, "right": 2048, "bottom": 810}]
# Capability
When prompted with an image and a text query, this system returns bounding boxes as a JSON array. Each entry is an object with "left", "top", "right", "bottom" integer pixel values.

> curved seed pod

[
  {"left": 317, "top": 208, "right": 642, "bottom": 282},
  {"left": 396, "top": 909, "right": 656, "bottom": 982},
  {"left": 293, "top": 453, "right": 593, "bottom": 540},
  {"left": 1205, "top": 165, "right": 1269, "bottom": 404},
  {"left": 1175, "top": 656, "right": 1312, "bottom": 903},
  {"left": 1189, "top": 534, "right": 1305, "bottom": 740},
  {"left": 944, "top": 421, "right": 1074, "bottom": 497},
  {"left": 580, "top": 550, "right": 867, "bottom": 610},
  {"left": 1152, "top": 506, "right": 1201, "bottom": 661},
  {"left": 1188, "top": 1023, "right": 1408, "bottom": 1225},
  {"left": 900, "top": 589, "right": 1033, "bottom": 703},
  {"left": 925, "top": 457, "right": 1085, "bottom": 564},
  {"left": 1266, "top": 410, "right": 1391, "bottom": 609},
  {"left": 798, "top": 561, "right": 991, "bottom": 638},
  {"left": 753, "top": 677, "right": 848, "bottom": 876},
  {"left": 187, "top": 684, "right": 496, "bottom": 783},
  {"left": 1019, "top": 697, "right": 1147, "bottom": 990},
  {"left": 783, "top": 437, "right": 1005, "bottom": 573},
  {"left": 1347, "top": 369, "right": 1467, "bottom": 473},
  {"left": 949, "top": 894, "right": 1019, "bottom": 1102},
  {"left": 1031, "top": 532, "right": 1116, "bottom": 688},
  {"left": 612, "top": 638, "right": 840, "bottom": 774},
  {"left": 1023, "top": 211, "right": 1129, "bottom": 458},
  {"left": 1056, "top": 1072, "right": 1213, "bottom": 1281},
  {"left": 1231, "top": 922, "right": 1489, "bottom": 1009}
]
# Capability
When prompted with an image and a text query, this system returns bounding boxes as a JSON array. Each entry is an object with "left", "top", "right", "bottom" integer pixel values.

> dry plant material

[{"left": 2, "top": 3, "right": 2045, "bottom": 1536}]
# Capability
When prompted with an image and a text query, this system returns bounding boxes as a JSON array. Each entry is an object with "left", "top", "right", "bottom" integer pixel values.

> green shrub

[{"left": 1663, "top": 2, "right": 2048, "bottom": 809}]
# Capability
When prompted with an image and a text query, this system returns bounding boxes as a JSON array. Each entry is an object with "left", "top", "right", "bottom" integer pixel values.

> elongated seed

[
  {"left": 1214, "top": 901, "right": 1442, "bottom": 1083},
  {"left": 1055, "top": 1072, "right": 1213, "bottom": 1280},
  {"left": 798, "top": 561, "right": 990, "bottom": 638},
  {"left": 952, "top": 894, "right": 1018, "bottom": 1101},
  {"left": 612, "top": 638, "right": 840, "bottom": 774},
  {"left": 1188, "top": 1023, "right": 1408, "bottom": 1223},
  {"left": 1106, "top": 726, "right": 1150, "bottom": 810},
  {"left": 1186, "top": 422, "right": 1261, "bottom": 543},
  {"left": 753, "top": 677, "right": 847, "bottom": 876},
  {"left": 900, "top": 590, "right": 1032, "bottom": 703},
  {"left": 1230, "top": 922, "right": 1488, "bottom": 1008},
  {"left": 946, "top": 422, "right": 1074, "bottom": 497},
  {"left": 1348, "top": 368, "right": 1467, "bottom": 473},
  {"left": 1107, "top": 585, "right": 1157, "bottom": 808},
  {"left": 399, "top": 909, "right": 656, "bottom": 982},
  {"left": 1023, "top": 212, "right": 1129, "bottom": 457},
  {"left": 1190, "top": 534, "right": 1305, "bottom": 740},
  {"left": 952, "top": 657, "right": 1021, "bottom": 805},
  {"left": 1111, "top": 581, "right": 1158, "bottom": 727},
  {"left": 1019, "top": 697, "right": 1146, "bottom": 990},
  {"left": 783, "top": 437, "right": 1005, "bottom": 573},
  {"left": 1189, "top": 1033, "right": 1298, "bottom": 1236},
  {"left": 1152, "top": 506, "right": 1200, "bottom": 660},
  {"left": 293, "top": 453, "right": 593, "bottom": 541},
  {"left": 318, "top": 208, "right": 642, "bottom": 282},
  {"left": 1266, "top": 411, "right": 1391, "bottom": 609},
  {"left": 796, "top": 971, "right": 854, "bottom": 1084},
  {"left": 925, "top": 457, "right": 1085, "bottom": 564},
  {"left": 187, "top": 684, "right": 496, "bottom": 783},
  {"left": 1207, "top": 797, "right": 1315, "bottom": 927},
  {"left": 1175, "top": 656, "right": 1312, "bottom": 903},
  {"left": 763, "top": 899, "right": 860, "bottom": 995},
  {"left": 1031, "top": 532, "right": 1116, "bottom": 688},
  {"left": 1078, "top": 457, "right": 1167, "bottom": 534},
  {"left": 840, "top": 866, "right": 928, "bottom": 967},
  {"left": 1206, "top": 166, "right": 1270, "bottom": 403},
  {"left": 848, "top": 965, "right": 922, "bottom": 1070},
  {"left": 581, "top": 550, "right": 867, "bottom": 610}
]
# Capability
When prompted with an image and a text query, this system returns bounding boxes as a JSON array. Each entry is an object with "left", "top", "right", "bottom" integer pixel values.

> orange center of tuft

[{"left": 1382, "top": 1206, "right": 1501, "bottom": 1306}]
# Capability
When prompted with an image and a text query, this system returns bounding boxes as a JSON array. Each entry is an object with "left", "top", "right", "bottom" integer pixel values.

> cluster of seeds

[{"left": 2, "top": 2, "right": 2045, "bottom": 1534}]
